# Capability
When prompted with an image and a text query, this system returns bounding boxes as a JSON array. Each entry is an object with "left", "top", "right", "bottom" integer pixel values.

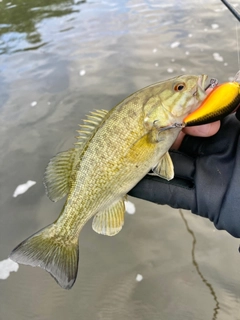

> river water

[{"left": 0, "top": 0, "right": 240, "bottom": 319}]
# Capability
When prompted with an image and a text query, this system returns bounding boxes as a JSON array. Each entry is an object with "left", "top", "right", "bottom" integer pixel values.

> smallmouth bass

[{"left": 10, "top": 74, "right": 207, "bottom": 289}]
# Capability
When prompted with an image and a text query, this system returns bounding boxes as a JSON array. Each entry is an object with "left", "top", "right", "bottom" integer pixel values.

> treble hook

[{"left": 204, "top": 78, "right": 219, "bottom": 91}]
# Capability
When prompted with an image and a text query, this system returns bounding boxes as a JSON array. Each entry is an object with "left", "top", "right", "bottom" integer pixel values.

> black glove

[{"left": 129, "top": 114, "right": 240, "bottom": 238}]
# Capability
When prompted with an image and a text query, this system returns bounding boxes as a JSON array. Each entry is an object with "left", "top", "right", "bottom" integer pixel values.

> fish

[
  {"left": 183, "top": 80, "right": 240, "bottom": 126},
  {"left": 10, "top": 74, "right": 208, "bottom": 289}
]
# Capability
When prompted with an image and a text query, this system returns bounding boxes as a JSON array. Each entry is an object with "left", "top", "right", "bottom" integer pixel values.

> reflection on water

[
  {"left": 0, "top": 0, "right": 240, "bottom": 319},
  {"left": 0, "top": 0, "right": 84, "bottom": 54}
]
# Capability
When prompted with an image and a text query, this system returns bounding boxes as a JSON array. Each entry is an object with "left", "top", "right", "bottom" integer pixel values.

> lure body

[{"left": 184, "top": 81, "right": 240, "bottom": 126}]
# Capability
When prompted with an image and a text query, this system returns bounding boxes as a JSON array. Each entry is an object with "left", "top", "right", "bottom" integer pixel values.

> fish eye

[{"left": 174, "top": 83, "right": 186, "bottom": 91}]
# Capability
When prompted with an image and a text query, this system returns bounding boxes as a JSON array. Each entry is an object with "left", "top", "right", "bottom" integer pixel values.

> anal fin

[{"left": 92, "top": 198, "right": 126, "bottom": 236}]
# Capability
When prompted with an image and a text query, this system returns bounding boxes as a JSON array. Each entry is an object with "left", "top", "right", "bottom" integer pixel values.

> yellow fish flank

[{"left": 10, "top": 74, "right": 207, "bottom": 289}]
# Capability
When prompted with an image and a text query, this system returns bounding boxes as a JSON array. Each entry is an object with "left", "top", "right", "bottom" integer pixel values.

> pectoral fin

[
  {"left": 43, "top": 148, "right": 76, "bottom": 202},
  {"left": 92, "top": 198, "right": 126, "bottom": 236},
  {"left": 152, "top": 152, "right": 174, "bottom": 181}
]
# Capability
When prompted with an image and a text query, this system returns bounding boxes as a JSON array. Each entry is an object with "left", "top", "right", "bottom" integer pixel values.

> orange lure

[{"left": 183, "top": 81, "right": 240, "bottom": 126}]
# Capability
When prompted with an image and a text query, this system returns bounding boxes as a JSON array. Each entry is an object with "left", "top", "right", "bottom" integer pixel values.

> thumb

[{"left": 183, "top": 121, "right": 220, "bottom": 137}]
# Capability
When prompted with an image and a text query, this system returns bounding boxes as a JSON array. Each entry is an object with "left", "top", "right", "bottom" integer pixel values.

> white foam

[
  {"left": 167, "top": 68, "right": 173, "bottom": 73},
  {"left": 152, "top": 48, "right": 157, "bottom": 53},
  {"left": 213, "top": 52, "right": 223, "bottom": 62},
  {"left": 13, "top": 180, "right": 36, "bottom": 198},
  {"left": 185, "top": 51, "right": 190, "bottom": 55},
  {"left": 31, "top": 101, "right": 37, "bottom": 107},
  {"left": 181, "top": 67, "right": 186, "bottom": 72},
  {"left": 0, "top": 258, "right": 19, "bottom": 280},
  {"left": 170, "top": 41, "right": 180, "bottom": 49},
  {"left": 125, "top": 201, "right": 136, "bottom": 214},
  {"left": 211, "top": 24, "right": 219, "bottom": 29},
  {"left": 155, "top": 63, "right": 159, "bottom": 67},
  {"left": 136, "top": 274, "right": 143, "bottom": 282},
  {"left": 79, "top": 70, "right": 86, "bottom": 76}
]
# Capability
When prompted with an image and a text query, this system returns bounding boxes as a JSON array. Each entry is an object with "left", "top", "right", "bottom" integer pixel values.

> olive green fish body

[
  {"left": 10, "top": 74, "right": 208, "bottom": 289},
  {"left": 59, "top": 98, "right": 177, "bottom": 233}
]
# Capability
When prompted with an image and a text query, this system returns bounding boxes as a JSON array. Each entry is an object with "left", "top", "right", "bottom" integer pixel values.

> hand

[
  {"left": 129, "top": 115, "right": 240, "bottom": 238},
  {"left": 171, "top": 121, "right": 220, "bottom": 149}
]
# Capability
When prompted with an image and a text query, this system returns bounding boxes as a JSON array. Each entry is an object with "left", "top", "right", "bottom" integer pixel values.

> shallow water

[{"left": 0, "top": 0, "right": 240, "bottom": 319}]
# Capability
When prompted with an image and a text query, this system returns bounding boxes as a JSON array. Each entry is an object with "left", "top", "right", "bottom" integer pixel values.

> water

[{"left": 0, "top": 0, "right": 240, "bottom": 319}]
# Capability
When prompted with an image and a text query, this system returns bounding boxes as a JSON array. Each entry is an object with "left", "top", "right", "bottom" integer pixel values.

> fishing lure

[{"left": 183, "top": 79, "right": 240, "bottom": 126}]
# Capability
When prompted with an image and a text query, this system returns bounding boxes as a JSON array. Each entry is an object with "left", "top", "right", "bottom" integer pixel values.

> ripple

[{"left": 1, "top": 1, "right": 240, "bottom": 320}]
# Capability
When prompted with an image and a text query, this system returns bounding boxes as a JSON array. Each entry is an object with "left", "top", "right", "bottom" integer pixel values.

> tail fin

[{"left": 9, "top": 224, "right": 79, "bottom": 290}]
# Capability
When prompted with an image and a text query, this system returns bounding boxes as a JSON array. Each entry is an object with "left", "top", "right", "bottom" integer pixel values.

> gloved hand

[{"left": 129, "top": 114, "right": 240, "bottom": 238}]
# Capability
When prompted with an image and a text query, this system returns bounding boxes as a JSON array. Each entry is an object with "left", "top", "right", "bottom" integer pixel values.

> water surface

[{"left": 0, "top": 0, "right": 240, "bottom": 319}]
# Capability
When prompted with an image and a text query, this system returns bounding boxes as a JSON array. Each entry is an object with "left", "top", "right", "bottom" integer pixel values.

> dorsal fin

[
  {"left": 44, "top": 109, "right": 109, "bottom": 202},
  {"left": 74, "top": 109, "right": 109, "bottom": 148}
]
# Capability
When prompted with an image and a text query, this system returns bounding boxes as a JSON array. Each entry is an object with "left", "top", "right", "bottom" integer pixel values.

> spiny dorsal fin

[
  {"left": 43, "top": 148, "right": 76, "bottom": 202},
  {"left": 74, "top": 109, "right": 108, "bottom": 148},
  {"left": 152, "top": 152, "right": 174, "bottom": 181},
  {"left": 92, "top": 198, "right": 126, "bottom": 236}
]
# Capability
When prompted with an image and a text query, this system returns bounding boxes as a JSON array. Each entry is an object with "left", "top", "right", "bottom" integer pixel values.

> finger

[
  {"left": 128, "top": 174, "right": 196, "bottom": 211},
  {"left": 170, "top": 150, "right": 195, "bottom": 179},
  {"left": 171, "top": 131, "right": 186, "bottom": 150},
  {"left": 180, "top": 115, "right": 240, "bottom": 156},
  {"left": 182, "top": 121, "right": 220, "bottom": 137},
  {"left": 171, "top": 121, "right": 220, "bottom": 150}
]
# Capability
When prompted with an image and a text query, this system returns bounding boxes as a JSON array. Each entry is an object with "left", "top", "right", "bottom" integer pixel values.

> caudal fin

[{"left": 9, "top": 224, "right": 79, "bottom": 289}]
